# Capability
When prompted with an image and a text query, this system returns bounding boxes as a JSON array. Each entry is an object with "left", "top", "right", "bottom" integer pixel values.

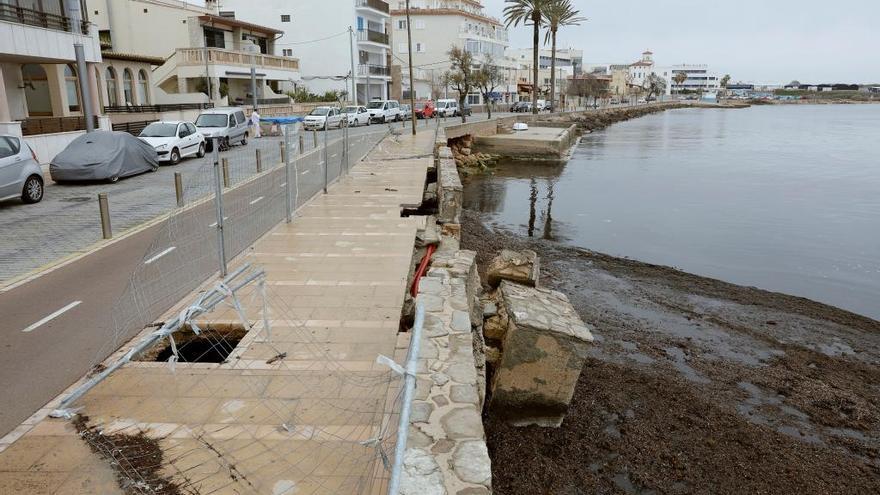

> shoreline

[{"left": 461, "top": 209, "right": 880, "bottom": 493}]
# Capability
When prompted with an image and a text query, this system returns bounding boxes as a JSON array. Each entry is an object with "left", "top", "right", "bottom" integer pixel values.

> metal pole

[
  {"left": 250, "top": 54, "right": 258, "bottom": 110},
  {"left": 349, "top": 26, "right": 358, "bottom": 105},
  {"left": 65, "top": 1, "right": 94, "bottom": 132},
  {"left": 387, "top": 301, "right": 425, "bottom": 495},
  {"left": 174, "top": 172, "right": 184, "bottom": 207},
  {"left": 284, "top": 125, "right": 293, "bottom": 223},
  {"left": 98, "top": 193, "right": 111, "bottom": 239},
  {"left": 221, "top": 157, "right": 230, "bottom": 188},
  {"left": 279, "top": 140, "right": 285, "bottom": 165},
  {"left": 405, "top": 0, "right": 417, "bottom": 135},
  {"left": 204, "top": 45, "right": 211, "bottom": 102},
  {"left": 212, "top": 139, "right": 227, "bottom": 277},
  {"left": 299, "top": 134, "right": 304, "bottom": 155},
  {"left": 255, "top": 149, "right": 262, "bottom": 173},
  {"left": 322, "top": 125, "right": 328, "bottom": 194}
]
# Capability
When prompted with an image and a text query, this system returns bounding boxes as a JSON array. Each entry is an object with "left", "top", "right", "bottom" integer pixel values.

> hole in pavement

[{"left": 136, "top": 324, "right": 248, "bottom": 363}]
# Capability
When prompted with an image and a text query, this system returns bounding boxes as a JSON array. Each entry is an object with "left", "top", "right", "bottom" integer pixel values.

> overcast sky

[{"left": 480, "top": 0, "right": 880, "bottom": 84}]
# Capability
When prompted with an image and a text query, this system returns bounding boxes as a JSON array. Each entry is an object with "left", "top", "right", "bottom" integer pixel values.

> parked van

[
  {"left": 366, "top": 100, "right": 402, "bottom": 123},
  {"left": 194, "top": 107, "right": 249, "bottom": 151},
  {"left": 435, "top": 99, "right": 459, "bottom": 117}
]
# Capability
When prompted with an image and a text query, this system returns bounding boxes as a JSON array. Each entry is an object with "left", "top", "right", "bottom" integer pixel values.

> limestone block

[
  {"left": 400, "top": 448, "right": 446, "bottom": 495},
  {"left": 486, "top": 249, "right": 540, "bottom": 288},
  {"left": 452, "top": 441, "right": 491, "bottom": 486},
  {"left": 489, "top": 281, "right": 594, "bottom": 427}
]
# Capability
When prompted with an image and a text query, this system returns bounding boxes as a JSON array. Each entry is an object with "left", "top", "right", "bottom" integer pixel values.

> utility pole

[
  {"left": 204, "top": 42, "right": 212, "bottom": 102},
  {"left": 405, "top": 0, "right": 416, "bottom": 135},
  {"left": 348, "top": 27, "right": 357, "bottom": 105},
  {"left": 65, "top": 0, "right": 94, "bottom": 132}
]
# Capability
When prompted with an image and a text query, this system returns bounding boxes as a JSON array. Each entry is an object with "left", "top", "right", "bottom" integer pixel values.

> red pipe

[{"left": 411, "top": 244, "right": 437, "bottom": 297}]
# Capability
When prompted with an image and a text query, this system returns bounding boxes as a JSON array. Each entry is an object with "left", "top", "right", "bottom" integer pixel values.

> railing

[
  {"left": 176, "top": 47, "right": 300, "bottom": 71},
  {"left": 104, "top": 103, "right": 214, "bottom": 113},
  {"left": 357, "top": 29, "right": 389, "bottom": 45},
  {"left": 356, "top": 0, "right": 390, "bottom": 14},
  {"left": 19, "top": 116, "right": 98, "bottom": 136},
  {"left": 358, "top": 64, "right": 391, "bottom": 77},
  {"left": 0, "top": 3, "right": 88, "bottom": 35},
  {"left": 111, "top": 120, "right": 156, "bottom": 135}
]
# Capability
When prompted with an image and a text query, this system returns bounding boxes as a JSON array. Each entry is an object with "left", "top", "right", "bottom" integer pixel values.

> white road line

[
  {"left": 301, "top": 169, "right": 310, "bottom": 175},
  {"left": 249, "top": 196, "right": 264, "bottom": 205},
  {"left": 144, "top": 246, "right": 176, "bottom": 265},
  {"left": 208, "top": 216, "right": 229, "bottom": 227},
  {"left": 279, "top": 182, "right": 287, "bottom": 188},
  {"left": 22, "top": 301, "right": 82, "bottom": 333}
]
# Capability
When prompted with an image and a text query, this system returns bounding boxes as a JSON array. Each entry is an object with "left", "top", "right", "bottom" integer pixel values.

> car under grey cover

[{"left": 50, "top": 131, "right": 159, "bottom": 182}]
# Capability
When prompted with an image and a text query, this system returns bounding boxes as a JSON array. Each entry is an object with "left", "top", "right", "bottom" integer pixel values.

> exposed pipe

[{"left": 410, "top": 243, "right": 436, "bottom": 297}]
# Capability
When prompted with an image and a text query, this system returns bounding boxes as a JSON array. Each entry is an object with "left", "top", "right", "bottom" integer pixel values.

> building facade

[
  {"left": 390, "top": 0, "right": 508, "bottom": 101},
  {"left": 507, "top": 47, "right": 583, "bottom": 75},
  {"left": 220, "top": 0, "right": 391, "bottom": 104}
]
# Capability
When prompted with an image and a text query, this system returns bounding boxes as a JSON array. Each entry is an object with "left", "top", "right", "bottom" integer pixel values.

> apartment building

[
  {"left": 665, "top": 64, "right": 720, "bottom": 95},
  {"left": 219, "top": 0, "right": 392, "bottom": 103},
  {"left": 0, "top": 0, "right": 106, "bottom": 161},
  {"left": 507, "top": 47, "right": 583, "bottom": 75},
  {"left": 390, "top": 0, "right": 508, "bottom": 101},
  {"left": 87, "top": 0, "right": 300, "bottom": 105}
]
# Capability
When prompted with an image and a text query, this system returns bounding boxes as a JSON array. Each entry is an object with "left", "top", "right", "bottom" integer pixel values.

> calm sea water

[{"left": 463, "top": 105, "right": 880, "bottom": 319}]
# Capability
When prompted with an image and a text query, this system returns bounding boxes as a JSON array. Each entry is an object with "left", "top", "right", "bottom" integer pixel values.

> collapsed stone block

[
  {"left": 486, "top": 249, "right": 539, "bottom": 288},
  {"left": 489, "top": 281, "right": 593, "bottom": 427}
]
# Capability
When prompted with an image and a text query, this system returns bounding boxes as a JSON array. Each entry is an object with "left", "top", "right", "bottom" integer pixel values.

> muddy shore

[{"left": 461, "top": 209, "right": 880, "bottom": 494}]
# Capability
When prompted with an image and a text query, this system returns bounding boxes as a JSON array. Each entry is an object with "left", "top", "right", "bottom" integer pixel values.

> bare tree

[
  {"left": 643, "top": 74, "right": 666, "bottom": 101},
  {"left": 566, "top": 74, "right": 605, "bottom": 105},
  {"left": 446, "top": 46, "right": 475, "bottom": 123},
  {"left": 474, "top": 55, "right": 505, "bottom": 119}
]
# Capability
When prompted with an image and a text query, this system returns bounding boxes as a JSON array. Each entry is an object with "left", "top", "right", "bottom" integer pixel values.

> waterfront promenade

[{"left": 0, "top": 130, "right": 436, "bottom": 494}]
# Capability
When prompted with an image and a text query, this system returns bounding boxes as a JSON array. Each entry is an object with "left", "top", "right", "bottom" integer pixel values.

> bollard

[
  {"left": 174, "top": 172, "right": 184, "bottom": 207},
  {"left": 221, "top": 158, "right": 230, "bottom": 188},
  {"left": 255, "top": 149, "right": 262, "bottom": 173},
  {"left": 298, "top": 134, "right": 304, "bottom": 155},
  {"left": 312, "top": 129, "right": 318, "bottom": 149},
  {"left": 98, "top": 193, "right": 112, "bottom": 239}
]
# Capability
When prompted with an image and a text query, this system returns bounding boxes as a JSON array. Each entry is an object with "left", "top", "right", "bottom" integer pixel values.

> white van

[
  {"left": 366, "top": 100, "right": 402, "bottom": 123},
  {"left": 194, "top": 107, "right": 249, "bottom": 151},
  {"left": 435, "top": 99, "right": 459, "bottom": 117}
]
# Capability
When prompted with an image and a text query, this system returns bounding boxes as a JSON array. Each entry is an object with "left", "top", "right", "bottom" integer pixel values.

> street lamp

[{"left": 241, "top": 40, "right": 261, "bottom": 109}]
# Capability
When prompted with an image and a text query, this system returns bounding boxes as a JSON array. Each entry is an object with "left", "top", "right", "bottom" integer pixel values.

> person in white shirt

[{"left": 250, "top": 109, "right": 261, "bottom": 138}]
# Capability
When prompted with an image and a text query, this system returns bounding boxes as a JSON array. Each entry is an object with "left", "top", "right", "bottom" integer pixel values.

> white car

[
  {"left": 304, "top": 106, "right": 344, "bottom": 130},
  {"left": 342, "top": 105, "right": 371, "bottom": 126},
  {"left": 435, "top": 99, "right": 459, "bottom": 117},
  {"left": 139, "top": 121, "right": 205, "bottom": 164},
  {"left": 366, "top": 100, "right": 401, "bottom": 123},
  {"left": 0, "top": 135, "right": 43, "bottom": 204}
]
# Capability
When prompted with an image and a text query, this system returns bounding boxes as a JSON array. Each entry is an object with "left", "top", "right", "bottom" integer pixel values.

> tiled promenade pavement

[{"left": 0, "top": 131, "right": 436, "bottom": 494}]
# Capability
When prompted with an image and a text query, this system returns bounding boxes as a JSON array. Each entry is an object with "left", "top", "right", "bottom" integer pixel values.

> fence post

[
  {"left": 212, "top": 139, "right": 227, "bottom": 277},
  {"left": 298, "top": 134, "right": 304, "bottom": 155},
  {"left": 322, "top": 125, "right": 329, "bottom": 194},
  {"left": 284, "top": 124, "right": 293, "bottom": 223},
  {"left": 98, "top": 193, "right": 112, "bottom": 239},
  {"left": 255, "top": 149, "right": 262, "bottom": 173},
  {"left": 174, "top": 172, "right": 184, "bottom": 207},
  {"left": 221, "top": 158, "right": 230, "bottom": 188},
  {"left": 279, "top": 140, "right": 285, "bottom": 165}
]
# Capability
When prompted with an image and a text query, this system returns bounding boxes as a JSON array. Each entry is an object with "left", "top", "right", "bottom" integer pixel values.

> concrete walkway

[{"left": 0, "top": 130, "right": 436, "bottom": 494}]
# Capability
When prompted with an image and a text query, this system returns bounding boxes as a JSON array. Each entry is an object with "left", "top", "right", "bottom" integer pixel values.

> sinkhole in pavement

[{"left": 136, "top": 324, "right": 249, "bottom": 363}]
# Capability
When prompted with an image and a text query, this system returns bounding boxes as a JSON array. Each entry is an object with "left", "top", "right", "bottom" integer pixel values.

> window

[
  {"left": 105, "top": 67, "right": 118, "bottom": 106},
  {"left": 397, "top": 20, "right": 406, "bottom": 30},
  {"left": 467, "top": 93, "right": 480, "bottom": 105},
  {"left": 282, "top": 49, "right": 293, "bottom": 57},
  {"left": 137, "top": 69, "right": 149, "bottom": 104},
  {"left": 235, "top": 111, "right": 246, "bottom": 124},
  {"left": 281, "top": 14, "right": 290, "bottom": 22},
  {"left": 415, "top": 42, "right": 425, "bottom": 53},
  {"left": 64, "top": 64, "right": 80, "bottom": 112},
  {"left": 0, "top": 137, "right": 20, "bottom": 159},
  {"left": 122, "top": 69, "right": 134, "bottom": 104},
  {"left": 204, "top": 27, "right": 226, "bottom": 49}
]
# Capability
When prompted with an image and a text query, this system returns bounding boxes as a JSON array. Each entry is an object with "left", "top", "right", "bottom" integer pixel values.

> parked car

[
  {"left": 138, "top": 121, "right": 205, "bottom": 165},
  {"left": 459, "top": 103, "right": 473, "bottom": 117},
  {"left": 342, "top": 105, "right": 371, "bottom": 126},
  {"left": 0, "top": 135, "right": 43, "bottom": 204},
  {"left": 366, "top": 99, "right": 402, "bottom": 123},
  {"left": 414, "top": 101, "right": 435, "bottom": 119},
  {"left": 535, "top": 99, "right": 549, "bottom": 111},
  {"left": 435, "top": 99, "right": 458, "bottom": 117},
  {"left": 400, "top": 104, "right": 413, "bottom": 120},
  {"left": 510, "top": 101, "right": 529, "bottom": 112},
  {"left": 50, "top": 131, "right": 158, "bottom": 183},
  {"left": 303, "top": 106, "right": 344, "bottom": 131},
  {"left": 195, "top": 107, "right": 249, "bottom": 151}
]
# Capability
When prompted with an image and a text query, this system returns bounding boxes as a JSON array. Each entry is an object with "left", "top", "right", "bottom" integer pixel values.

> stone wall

[{"left": 437, "top": 147, "right": 463, "bottom": 224}]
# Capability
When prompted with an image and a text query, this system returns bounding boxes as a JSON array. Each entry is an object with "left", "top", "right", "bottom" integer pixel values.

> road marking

[
  {"left": 249, "top": 196, "right": 264, "bottom": 205},
  {"left": 22, "top": 301, "right": 82, "bottom": 333},
  {"left": 144, "top": 246, "right": 176, "bottom": 265},
  {"left": 208, "top": 216, "right": 229, "bottom": 227},
  {"left": 279, "top": 182, "right": 287, "bottom": 188},
  {"left": 301, "top": 170, "right": 310, "bottom": 175}
]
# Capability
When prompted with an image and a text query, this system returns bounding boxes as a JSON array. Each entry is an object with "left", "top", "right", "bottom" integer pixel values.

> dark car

[
  {"left": 510, "top": 101, "right": 529, "bottom": 113},
  {"left": 459, "top": 103, "right": 473, "bottom": 117},
  {"left": 414, "top": 100, "right": 435, "bottom": 119}
]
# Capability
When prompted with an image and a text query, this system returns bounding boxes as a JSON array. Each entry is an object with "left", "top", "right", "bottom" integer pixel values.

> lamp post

[
  {"left": 242, "top": 40, "right": 261, "bottom": 109},
  {"left": 405, "top": 0, "right": 417, "bottom": 135}
]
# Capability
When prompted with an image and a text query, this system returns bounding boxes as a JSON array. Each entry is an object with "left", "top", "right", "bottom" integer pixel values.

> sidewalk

[{"left": 0, "top": 130, "right": 437, "bottom": 494}]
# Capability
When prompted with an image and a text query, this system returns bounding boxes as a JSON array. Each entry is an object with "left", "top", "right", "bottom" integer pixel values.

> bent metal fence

[{"left": 46, "top": 122, "right": 429, "bottom": 493}]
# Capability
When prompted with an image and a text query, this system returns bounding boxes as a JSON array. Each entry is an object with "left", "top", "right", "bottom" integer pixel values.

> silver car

[{"left": 0, "top": 135, "right": 43, "bottom": 204}]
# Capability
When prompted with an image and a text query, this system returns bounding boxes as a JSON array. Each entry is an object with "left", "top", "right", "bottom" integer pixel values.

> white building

[
  {"left": 626, "top": 50, "right": 719, "bottom": 96},
  {"left": 390, "top": 0, "right": 508, "bottom": 101},
  {"left": 219, "top": 0, "right": 391, "bottom": 103},
  {"left": 507, "top": 47, "right": 583, "bottom": 74},
  {"left": 0, "top": 0, "right": 107, "bottom": 162}
]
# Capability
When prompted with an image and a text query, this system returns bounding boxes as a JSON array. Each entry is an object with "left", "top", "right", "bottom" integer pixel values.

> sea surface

[{"left": 463, "top": 104, "right": 880, "bottom": 320}]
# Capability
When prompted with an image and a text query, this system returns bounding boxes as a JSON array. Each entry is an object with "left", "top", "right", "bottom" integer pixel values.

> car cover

[{"left": 50, "top": 131, "right": 159, "bottom": 182}]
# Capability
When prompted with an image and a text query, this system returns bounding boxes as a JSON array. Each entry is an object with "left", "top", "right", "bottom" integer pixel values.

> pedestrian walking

[{"left": 250, "top": 108, "right": 262, "bottom": 138}]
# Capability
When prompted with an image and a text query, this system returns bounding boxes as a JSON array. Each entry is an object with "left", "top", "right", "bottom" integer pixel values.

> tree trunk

[
  {"left": 532, "top": 14, "right": 539, "bottom": 115},
  {"left": 486, "top": 92, "right": 492, "bottom": 118},
  {"left": 549, "top": 28, "right": 557, "bottom": 113},
  {"left": 459, "top": 94, "right": 466, "bottom": 123}
]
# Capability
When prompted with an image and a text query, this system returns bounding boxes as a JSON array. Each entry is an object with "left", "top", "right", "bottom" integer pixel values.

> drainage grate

[{"left": 136, "top": 324, "right": 248, "bottom": 363}]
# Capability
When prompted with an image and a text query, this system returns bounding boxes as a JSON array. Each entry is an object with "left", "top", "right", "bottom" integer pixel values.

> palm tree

[
  {"left": 673, "top": 71, "right": 688, "bottom": 95},
  {"left": 543, "top": 0, "right": 586, "bottom": 111},
  {"left": 504, "top": 0, "right": 553, "bottom": 114}
]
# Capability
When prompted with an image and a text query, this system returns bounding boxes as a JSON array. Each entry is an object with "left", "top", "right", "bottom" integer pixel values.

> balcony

[
  {"left": 0, "top": 2, "right": 88, "bottom": 35},
  {"left": 176, "top": 47, "right": 300, "bottom": 71},
  {"left": 356, "top": 0, "right": 390, "bottom": 15},
  {"left": 357, "top": 29, "right": 389, "bottom": 46},
  {"left": 358, "top": 64, "right": 391, "bottom": 77}
]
